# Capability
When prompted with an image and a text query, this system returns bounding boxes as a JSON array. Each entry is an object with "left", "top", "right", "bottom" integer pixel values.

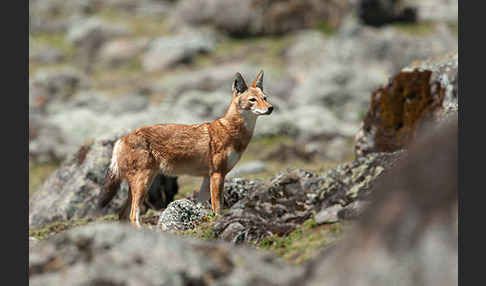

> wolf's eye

[
  {"left": 249, "top": 98, "right": 256, "bottom": 102},
  {"left": 263, "top": 97, "right": 268, "bottom": 101}
]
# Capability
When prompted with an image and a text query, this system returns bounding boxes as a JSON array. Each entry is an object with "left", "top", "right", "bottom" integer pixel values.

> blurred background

[{"left": 29, "top": 0, "right": 458, "bottom": 198}]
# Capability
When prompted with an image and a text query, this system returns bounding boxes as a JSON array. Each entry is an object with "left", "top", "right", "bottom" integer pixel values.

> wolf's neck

[{"left": 222, "top": 101, "right": 257, "bottom": 134}]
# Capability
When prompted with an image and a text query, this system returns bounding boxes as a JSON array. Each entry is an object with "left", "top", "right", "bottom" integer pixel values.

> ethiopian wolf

[{"left": 98, "top": 71, "right": 273, "bottom": 227}]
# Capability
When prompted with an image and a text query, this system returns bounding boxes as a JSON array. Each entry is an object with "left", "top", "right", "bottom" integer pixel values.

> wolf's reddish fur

[{"left": 98, "top": 71, "right": 273, "bottom": 227}]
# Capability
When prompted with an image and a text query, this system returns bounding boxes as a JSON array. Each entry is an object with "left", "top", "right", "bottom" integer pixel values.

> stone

[
  {"left": 158, "top": 199, "right": 210, "bottom": 232},
  {"left": 141, "top": 30, "right": 216, "bottom": 72},
  {"left": 227, "top": 160, "right": 266, "bottom": 178},
  {"left": 337, "top": 200, "right": 371, "bottom": 220},
  {"left": 315, "top": 204, "right": 344, "bottom": 224},
  {"left": 29, "top": 134, "right": 178, "bottom": 228},
  {"left": 173, "top": 0, "right": 350, "bottom": 36},
  {"left": 354, "top": 52, "right": 458, "bottom": 156},
  {"left": 303, "top": 118, "right": 457, "bottom": 286},
  {"left": 29, "top": 223, "right": 305, "bottom": 286},
  {"left": 212, "top": 151, "right": 403, "bottom": 244}
]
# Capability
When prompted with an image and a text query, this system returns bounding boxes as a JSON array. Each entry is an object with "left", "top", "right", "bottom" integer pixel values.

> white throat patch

[{"left": 240, "top": 110, "right": 257, "bottom": 133}]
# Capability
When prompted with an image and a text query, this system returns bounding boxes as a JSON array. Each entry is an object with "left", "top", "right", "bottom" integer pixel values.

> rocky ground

[{"left": 29, "top": 0, "right": 458, "bottom": 285}]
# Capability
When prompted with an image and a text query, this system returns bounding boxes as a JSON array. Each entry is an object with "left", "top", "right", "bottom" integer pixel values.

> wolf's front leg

[{"left": 210, "top": 172, "right": 224, "bottom": 215}]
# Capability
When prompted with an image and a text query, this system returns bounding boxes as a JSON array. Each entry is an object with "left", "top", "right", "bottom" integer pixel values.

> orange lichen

[{"left": 362, "top": 69, "right": 445, "bottom": 153}]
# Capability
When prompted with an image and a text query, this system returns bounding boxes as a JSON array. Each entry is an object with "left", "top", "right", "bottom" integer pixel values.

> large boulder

[
  {"left": 303, "top": 117, "right": 457, "bottom": 286},
  {"left": 29, "top": 223, "right": 305, "bottom": 286},
  {"left": 354, "top": 51, "right": 458, "bottom": 156},
  {"left": 29, "top": 134, "right": 178, "bottom": 228},
  {"left": 172, "top": 0, "right": 351, "bottom": 36},
  {"left": 205, "top": 151, "right": 403, "bottom": 243},
  {"left": 141, "top": 29, "right": 217, "bottom": 72}
]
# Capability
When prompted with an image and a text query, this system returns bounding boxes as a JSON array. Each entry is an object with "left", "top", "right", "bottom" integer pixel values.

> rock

[
  {"left": 354, "top": 52, "right": 458, "bottom": 156},
  {"left": 141, "top": 29, "right": 216, "bottom": 72},
  {"left": 29, "top": 223, "right": 305, "bottom": 286},
  {"left": 29, "top": 44, "right": 64, "bottom": 64},
  {"left": 29, "top": 67, "right": 89, "bottom": 110},
  {"left": 29, "top": 114, "right": 66, "bottom": 163},
  {"left": 29, "top": 134, "right": 178, "bottom": 228},
  {"left": 356, "top": 0, "right": 417, "bottom": 27},
  {"left": 337, "top": 200, "right": 371, "bottom": 220},
  {"left": 66, "top": 17, "right": 131, "bottom": 69},
  {"left": 173, "top": 0, "right": 351, "bottom": 36},
  {"left": 314, "top": 204, "right": 343, "bottom": 224},
  {"left": 158, "top": 199, "right": 210, "bottom": 232},
  {"left": 303, "top": 118, "right": 457, "bottom": 286},
  {"left": 227, "top": 160, "right": 266, "bottom": 178},
  {"left": 413, "top": 0, "right": 458, "bottom": 23},
  {"left": 213, "top": 151, "right": 403, "bottom": 244},
  {"left": 97, "top": 37, "right": 150, "bottom": 67},
  {"left": 66, "top": 17, "right": 131, "bottom": 45}
]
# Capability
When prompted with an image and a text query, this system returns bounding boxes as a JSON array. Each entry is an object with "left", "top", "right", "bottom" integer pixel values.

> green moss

[
  {"left": 194, "top": 35, "right": 293, "bottom": 73},
  {"left": 392, "top": 21, "right": 436, "bottom": 36},
  {"left": 180, "top": 214, "right": 218, "bottom": 240},
  {"left": 256, "top": 218, "right": 349, "bottom": 264},
  {"left": 30, "top": 33, "right": 76, "bottom": 58},
  {"left": 99, "top": 8, "right": 168, "bottom": 37},
  {"left": 29, "top": 215, "right": 118, "bottom": 240},
  {"left": 315, "top": 20, "right": 337, "bottom": 36}
]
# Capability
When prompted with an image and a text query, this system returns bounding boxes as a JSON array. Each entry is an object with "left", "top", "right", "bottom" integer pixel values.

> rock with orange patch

[{"left": 354, "top": 52, "right": 458, "bottom": 156}]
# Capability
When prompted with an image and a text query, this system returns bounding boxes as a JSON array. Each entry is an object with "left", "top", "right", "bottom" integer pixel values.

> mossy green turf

[
  {"left": 254, "top": 217, "right": 350, "bottom": 264},
  {"left": 29, "top": 215, "right": 119, "bottom": 240}
]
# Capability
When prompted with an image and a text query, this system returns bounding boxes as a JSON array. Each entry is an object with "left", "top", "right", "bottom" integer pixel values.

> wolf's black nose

[{"left": 267, "top": 106, "right": 273, "bottom": 113}]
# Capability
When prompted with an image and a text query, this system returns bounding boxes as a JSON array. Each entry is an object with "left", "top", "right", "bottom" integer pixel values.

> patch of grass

[
  {"left": 29, "top": 163, "right": 59, "bottom": 197},
  {"left": 181, "top": 213, "right": 218, "bottom": 240},
  {"left": 194, "top": 35, "right": 293, "bottom": 74},
  {"left": 29, "top": 215, "right": 118, "bottom": 240},
  {"left": 315, "top": 20, "right": 337, "bottom": 36},
  {"left": 99, "top": 8, "right": 168, "bottom": 37},
  {"left": 30, "top": 33, "right": 76, "bottom": 58},
  {"left": 255, "top": 217, "right": 349, "bottom": 264},
  {"left": 391, "top": 21, "right": 437, "bottom": 36}
]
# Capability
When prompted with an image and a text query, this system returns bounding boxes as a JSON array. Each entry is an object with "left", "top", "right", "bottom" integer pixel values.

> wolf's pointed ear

[
  {"left": 251, "top": 70, "right": 264, "bottom": 91},
  {"left": 232, "top": 72, "right": 248, "bottom": 95}
]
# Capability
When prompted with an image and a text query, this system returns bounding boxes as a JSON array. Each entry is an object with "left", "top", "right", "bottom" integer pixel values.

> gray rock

[
  {"left": 303, "top": 118, "right": 457, "bottom": 286},
  {"left": 172, "top": 0, "right": 350, "bottom": 36},
  {"left": 66, "top": 17, "right": 131, "bottom": 68},
  {"left": 66, "top": 17, "right": 131, "bottom": 46},
  {"left": 29, "top": 134, "right": 178, "bottom": 228},
  {"left": 29, "top": 223, "right": 305, "bottom": 286},
  {"left": 213, "top": 151, "right": 404, "bottom": 244},
  {"left": 98, "top": 37, "right": 150, "bottom": 67},
  {"left": 158, "top": 199, "right": 210, "bottom": 232},
  {"left": 141, "top": 30, "right": 216, "bottom": 72},
  {"left": 413, "top": 0, "right": 458, "bottom": 22},
  {"left": 29, "top": 114, "right": 67, "bottom": 163},
  {"left": 227, "top": 160, "right": 266, "bottom": 178},
  {"left": 337, "top": 200, "right": 371, "bottom": 220},
  {"left": 315, "top": 204, "right": 344, "bottom": 224},
  {"left": 29, "top": 44, "right": 64, "bottom": 64},
  {"left": 29, "top": 67, "right": 89, "bottom": 107}
]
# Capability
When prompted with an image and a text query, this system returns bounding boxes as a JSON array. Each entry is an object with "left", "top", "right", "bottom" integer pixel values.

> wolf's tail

[{"left": 98, "top": 139, "right": 123, "bottom": 208}]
